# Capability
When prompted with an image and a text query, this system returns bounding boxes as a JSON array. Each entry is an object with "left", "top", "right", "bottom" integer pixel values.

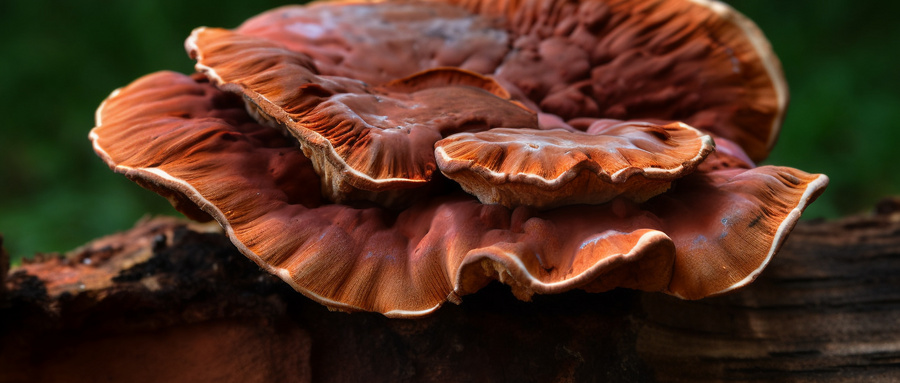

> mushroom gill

[{"left": 90, "top": 0, "right": 827, "bottom": 317}]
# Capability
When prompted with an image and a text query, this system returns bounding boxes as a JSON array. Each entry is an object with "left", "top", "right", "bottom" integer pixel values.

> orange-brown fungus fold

[
  {"left": 90, "top": 0, "right": 827, "bottom": 317},
  {"left": 436, "top": 121, "right": 715, "bottom": 208},
  {"left": 187, "top": 27, "right": 536, "bottom": 206},
  {"left": 446, "top": 0, "right": 787, "bottom": 162}
]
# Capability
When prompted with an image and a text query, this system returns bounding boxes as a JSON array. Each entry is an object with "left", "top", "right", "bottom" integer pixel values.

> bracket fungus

[{"left": 90, "top": 0, "right": 827, "bottom": 317}]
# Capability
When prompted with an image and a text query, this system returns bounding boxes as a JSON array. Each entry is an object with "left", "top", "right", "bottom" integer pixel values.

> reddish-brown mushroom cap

[
  {"left": 442, "top": 0, "right": 788, "bottom": 162},
  {"left": 186, "top": 27, "right": 536, "bottom": 206},
  {"left": 90, "top": 71, "right": 826, "bottom": 316},
  {"left": 89, "top": 0, "right": 826, "bottom": 317},
  {"left": 435, "top": 121, "right": 715, "bottom": 208},
  {"left": 237, "top": 0, "right": 788, "bottom": 162},
  {"left": 235, "top": 1, "right": 514, "bottom": 86}
]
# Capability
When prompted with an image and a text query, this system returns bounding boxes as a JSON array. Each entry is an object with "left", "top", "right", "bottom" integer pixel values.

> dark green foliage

[
  {"left": 730, "top": 0, "right": 900, "bottom": 219},
  {"left": 0, "top": 1, "right": 293, "bottom": 262}
]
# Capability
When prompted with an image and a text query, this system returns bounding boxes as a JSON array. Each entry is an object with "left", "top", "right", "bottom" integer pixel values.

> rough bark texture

[
  {"left": 0, "top": 236, "right": 7, "bottom": 302},
  {"left": 3, "top": 200, "right": 900, "bottom": 382}
]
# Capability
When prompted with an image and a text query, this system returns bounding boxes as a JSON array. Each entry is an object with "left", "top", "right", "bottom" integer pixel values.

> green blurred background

[{"left": 0, "top": 1, "right": 897, "bottom": 263}]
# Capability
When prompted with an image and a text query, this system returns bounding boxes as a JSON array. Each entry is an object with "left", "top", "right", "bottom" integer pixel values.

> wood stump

[{"left": 3, "top": 200, "right": 900, "bottom": 382}]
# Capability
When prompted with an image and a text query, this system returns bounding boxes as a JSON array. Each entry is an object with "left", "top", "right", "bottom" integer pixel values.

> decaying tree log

[
  {"left": 0, "top": 236, "right": 7, "bottom": 306},
  {"left": 2, "top": 200, "right": 900, "bottom": 382}
]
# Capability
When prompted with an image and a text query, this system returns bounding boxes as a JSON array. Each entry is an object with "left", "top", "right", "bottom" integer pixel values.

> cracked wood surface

[{"left": 2, "top": 200, "right": 900, "bottom": 382}]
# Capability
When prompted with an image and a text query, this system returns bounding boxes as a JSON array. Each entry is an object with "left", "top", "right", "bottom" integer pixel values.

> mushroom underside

[
  {"left": 91, "top": 70, "right": 826, "bottom": 317},
  {"left": 88, "top": 0, "right": 827, "bottom": 317}
]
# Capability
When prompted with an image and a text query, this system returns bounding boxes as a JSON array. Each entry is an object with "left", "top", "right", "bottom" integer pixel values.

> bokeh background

[{"left": 1, "top": 1, "right": 897, "bottom": 263}]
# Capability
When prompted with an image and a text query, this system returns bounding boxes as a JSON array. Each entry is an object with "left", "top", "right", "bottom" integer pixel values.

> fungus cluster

[{"left": 90, "top": 0, "right": 827, "bottom": 317}]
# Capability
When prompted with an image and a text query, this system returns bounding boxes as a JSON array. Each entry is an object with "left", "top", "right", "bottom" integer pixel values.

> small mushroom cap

[
  {"left": 90, "top": 71, "right": 827, "bottom": 316},
  {"left": 435, "top": 121, "right": 715, "bottom": 208},
  {"left": 186, "top": 27, "right": 536, "bottom": 206}
]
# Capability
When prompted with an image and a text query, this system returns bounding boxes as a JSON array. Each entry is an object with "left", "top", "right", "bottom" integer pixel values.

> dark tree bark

[
  {"left": 3, "top": 199, "right": 900, "bottom": 382},
  {"left": 0, "top": 236, "right": 7, "bottom": 307}
]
